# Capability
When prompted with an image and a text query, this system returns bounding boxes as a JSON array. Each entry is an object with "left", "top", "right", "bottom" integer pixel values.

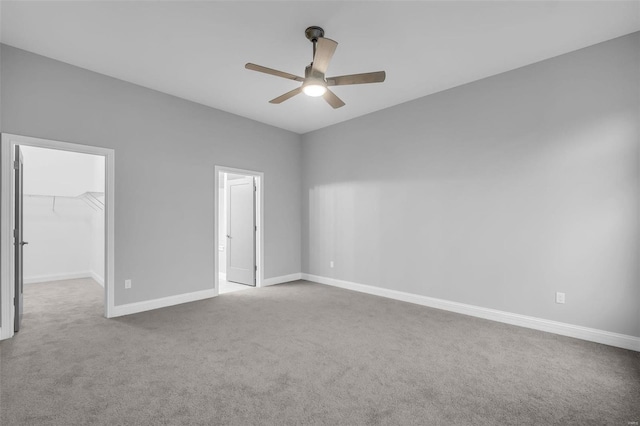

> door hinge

[
  {"left": 255, "top": 265, "right": 257, "bottom": 271},
  {"left": 13, "top": 229, "right": 18, "bottom": 238},
  {"left": 13, "top": 160, "right": 20, "bottom": 170}
]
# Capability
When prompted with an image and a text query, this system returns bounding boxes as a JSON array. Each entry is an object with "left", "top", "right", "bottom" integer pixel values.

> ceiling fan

[{"left": 245, "top": 26, "right": 386, "bottom": 109}]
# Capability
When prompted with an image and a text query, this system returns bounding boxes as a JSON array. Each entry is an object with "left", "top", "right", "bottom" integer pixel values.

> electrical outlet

[
  {"left": 556, "top": 292, "right": 565, "bottom": 304},
  {"left": 330, "top": 261, "right": 334, "bottom": 268},
  {"left": 125, "top": 279, "right": 132, "bottom": 289}
]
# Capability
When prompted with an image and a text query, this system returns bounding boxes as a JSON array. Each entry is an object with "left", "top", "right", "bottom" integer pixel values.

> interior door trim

[
  {"left": 0, "top": 133, "right": 116, "bottom": 340},
  {"left": 214, "top": 165, "right": 264, "bottom": 296}
]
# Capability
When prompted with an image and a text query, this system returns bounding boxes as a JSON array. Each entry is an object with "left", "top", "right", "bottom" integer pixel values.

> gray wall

[
  {"left": 1, "top": 45, "right": 302, "bottom": 306},
  {"left": 302, "top": 33, "right": 640, "bottom": 337},
  {"left": 0, "top": 4, "right": 3, "bottom": 130}
]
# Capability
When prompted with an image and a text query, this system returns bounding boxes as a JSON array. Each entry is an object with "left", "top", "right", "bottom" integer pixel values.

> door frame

[
  {"left": 1, "top": 134, "right": 116, "bottom": 340},
  {"left": 214, "top": 165, "right": 263, "bottom": 295}
]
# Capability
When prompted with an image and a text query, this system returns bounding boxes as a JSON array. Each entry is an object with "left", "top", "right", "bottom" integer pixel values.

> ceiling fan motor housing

[{"left": 305, "top": 64, "right": 325, "bottom": 81}]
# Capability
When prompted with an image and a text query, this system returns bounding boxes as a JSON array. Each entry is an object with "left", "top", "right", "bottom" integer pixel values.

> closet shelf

[{"left": 24, "top": 191, "right": 105, "bottom": 211}]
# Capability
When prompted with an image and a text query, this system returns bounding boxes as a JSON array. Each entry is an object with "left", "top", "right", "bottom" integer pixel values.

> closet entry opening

[
  {"left": 215, "top": 167, "right": 263, "bottom": 295},
  {"left": 1, "top": 134, "right": 115, "bottom": 340},
  {"left": 16, "top": 145, "right": 105, "bottom": 332}
]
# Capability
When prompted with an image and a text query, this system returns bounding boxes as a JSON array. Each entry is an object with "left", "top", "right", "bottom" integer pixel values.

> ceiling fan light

[{"left": 302, "top": 83, "right": 327, "bottom": 97}]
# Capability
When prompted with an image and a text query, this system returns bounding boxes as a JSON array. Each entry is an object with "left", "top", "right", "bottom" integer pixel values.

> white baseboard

[
  {"left": 262, "top": 272, "right": 302, "bottom": 287},
  {"left": 111, "top": 288, "right": 216, "bottom": 318},
  {"left": 301, "top": 273, "right": 640, "bottom": 352},
  {"left": 90, "top": 270, "right": 104, "bottom": 287},
  {"left": 24, "top": 271, "right": 92, "bottom": 284}
]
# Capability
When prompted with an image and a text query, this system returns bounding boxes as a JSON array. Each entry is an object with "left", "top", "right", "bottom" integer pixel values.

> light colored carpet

[{"left": 1, "top": 278, "right": 638, "bottom": 425}]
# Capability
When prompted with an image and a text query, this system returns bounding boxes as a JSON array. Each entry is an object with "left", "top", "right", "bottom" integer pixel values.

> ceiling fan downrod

[{"left": 305, "top": 26, "right": 325, "bottom": 58}]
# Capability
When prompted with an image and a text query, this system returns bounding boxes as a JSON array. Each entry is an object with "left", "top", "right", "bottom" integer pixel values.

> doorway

[
  {"left": 215, "top": 166, "right": 263, "bottom": 295},
  {"left": 19, "top": 146, "right": 105, "bottom": 331},
  {"left": 1, "top": 134, "right": 115, "bottom": 340}
]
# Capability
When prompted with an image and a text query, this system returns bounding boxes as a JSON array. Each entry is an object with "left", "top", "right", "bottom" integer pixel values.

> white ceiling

[{"left": 1, "top": 1, "right": 639, "bottom": 134}]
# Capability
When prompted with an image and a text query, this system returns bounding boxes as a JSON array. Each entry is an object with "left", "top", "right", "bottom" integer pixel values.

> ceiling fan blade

[
  {"left": 311, "top": 38, "right": 338, "bottom": 75},
  {"left": 323, "top": 89, "right": 345, "bottom": 109},
  {"left": 327, "top": 71, "right": 386, "bottom": 86},
  {"left": 269, "top": 87, "right": 303, "bottom": 104},
  {"left": 245, "top": 63, "right": 304, "bottom": 82}
]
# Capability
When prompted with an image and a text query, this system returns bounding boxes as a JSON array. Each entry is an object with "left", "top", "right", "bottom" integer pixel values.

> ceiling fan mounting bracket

[{"left": 305, "top": 26, "right": 325, "bottom": 42}]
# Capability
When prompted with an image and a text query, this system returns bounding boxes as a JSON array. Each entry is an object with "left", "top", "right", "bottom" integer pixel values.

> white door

[
  {"left": 14, "top": 146, "right": 26, "bottom": 332},
  {"left": 226, "top": 176, "right": 256, "bottom": 286}
]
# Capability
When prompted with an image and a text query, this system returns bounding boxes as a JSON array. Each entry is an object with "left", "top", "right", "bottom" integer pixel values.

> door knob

[
  {"left": 20, "top": 241, "right": 29, "bottom": 246},
  {"left": 226, "top": 235, "right": 231, "bottom": 239}
]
